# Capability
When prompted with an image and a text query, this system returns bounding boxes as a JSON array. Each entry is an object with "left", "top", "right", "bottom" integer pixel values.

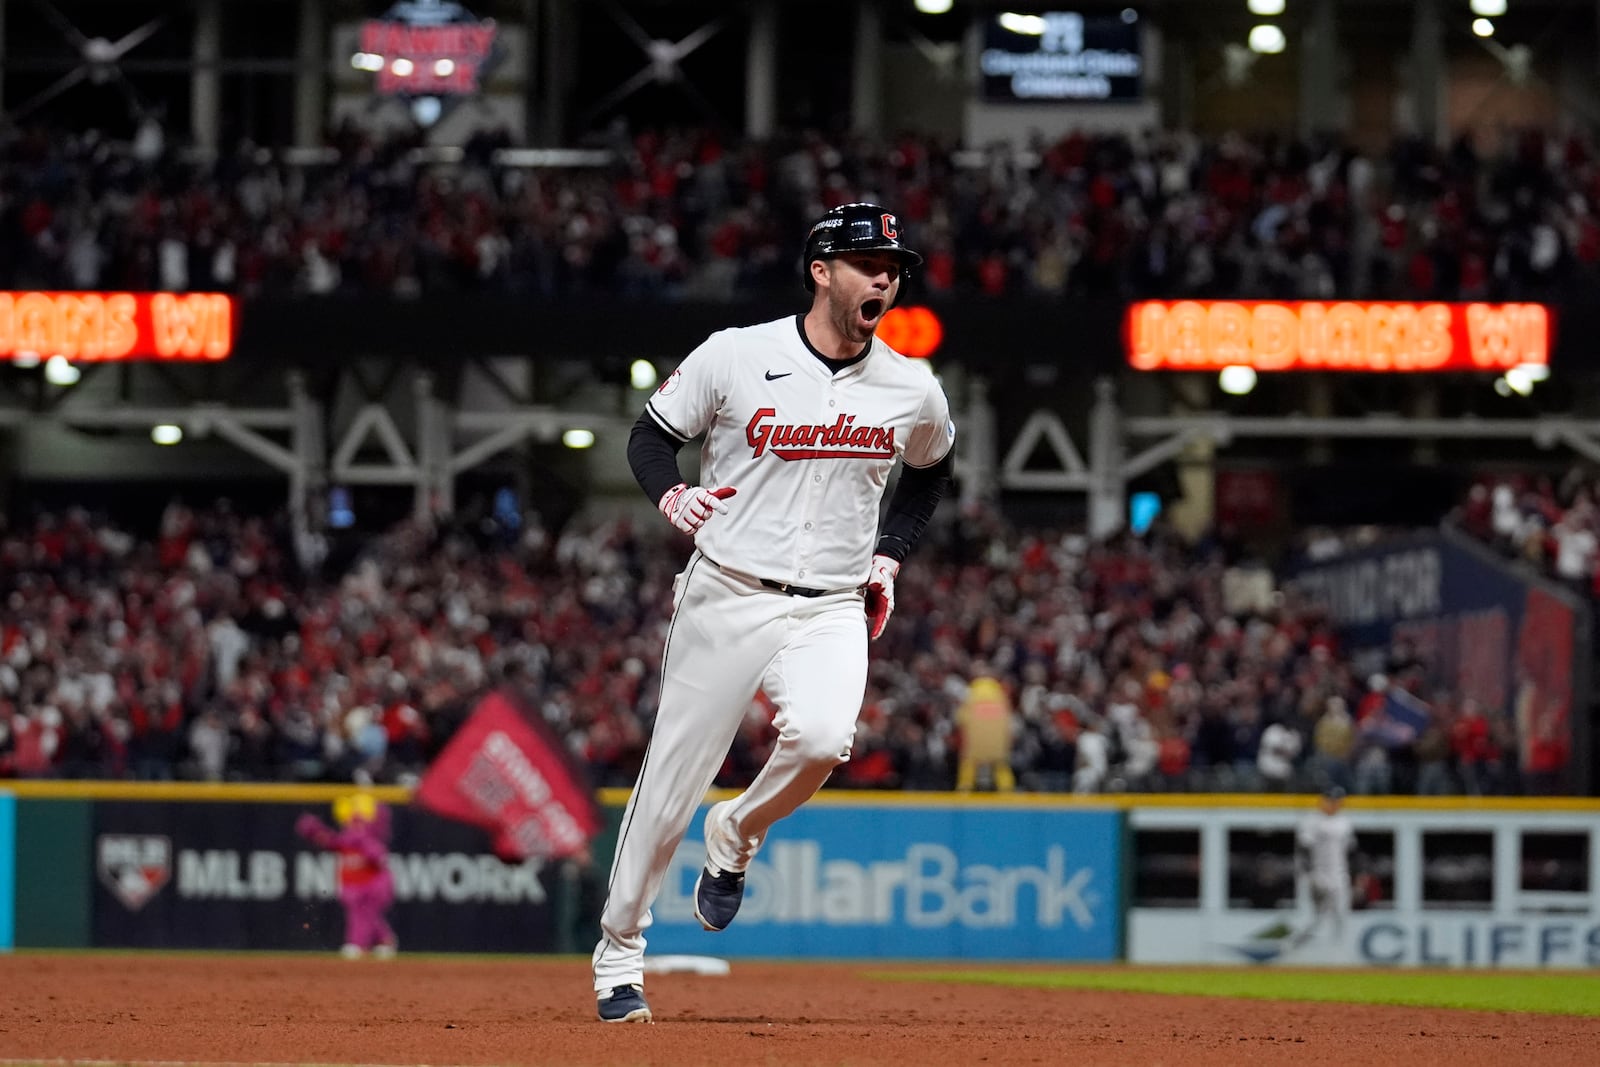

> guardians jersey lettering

[
  {"left": 644, "top": 315, "right": 954, "bottom": 588},
  {"left": 746, "top": 408, "right": 896, "bottom": 460}
]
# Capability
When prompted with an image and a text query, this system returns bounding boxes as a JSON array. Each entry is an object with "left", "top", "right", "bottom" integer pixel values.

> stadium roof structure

[{"left": 8, "top": 339, "right": 1600, "bottom": 540}]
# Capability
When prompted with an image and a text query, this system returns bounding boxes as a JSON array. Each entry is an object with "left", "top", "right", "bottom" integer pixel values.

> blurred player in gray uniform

[
  {"left": 1293, "top": 786, "right": 1357, "bottom": 948},
  {"left": 592, "top": 203, "right": 955, "bottom": 1022}
]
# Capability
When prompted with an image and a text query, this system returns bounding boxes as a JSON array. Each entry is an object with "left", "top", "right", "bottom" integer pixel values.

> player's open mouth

[{"left": 859, "top": 298, "right": 885, "bottom": 324}]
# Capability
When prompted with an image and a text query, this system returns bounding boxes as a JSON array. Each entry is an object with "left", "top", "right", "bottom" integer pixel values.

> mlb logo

[{"left": 97, "top": 835, "right": 172, "bottom": 911}]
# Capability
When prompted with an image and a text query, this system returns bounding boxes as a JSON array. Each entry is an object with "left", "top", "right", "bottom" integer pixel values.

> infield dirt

[{"left": 1, "top": 954, "right": 1596, "bottom": 1066}]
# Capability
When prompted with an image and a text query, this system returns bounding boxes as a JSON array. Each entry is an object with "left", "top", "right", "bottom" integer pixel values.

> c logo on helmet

[{"left": 881, "top": 214, "right": 898, "bottom": 239}]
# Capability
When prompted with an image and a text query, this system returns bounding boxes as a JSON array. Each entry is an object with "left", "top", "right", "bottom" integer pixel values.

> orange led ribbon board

[
  {"left": 0, "top": 292, "right": 236, "bottom": 361},
  {"left": 1126, "top": 300, "right": 1550, "bottom": 372}
]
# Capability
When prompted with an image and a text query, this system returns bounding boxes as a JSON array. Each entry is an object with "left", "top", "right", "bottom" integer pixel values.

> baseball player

[
  {"left": 592, "top": 203, "right": 955, "bottom": 1023},
  {"left": 1292, "top": 786, "right": 1357, "bottom": 949}
]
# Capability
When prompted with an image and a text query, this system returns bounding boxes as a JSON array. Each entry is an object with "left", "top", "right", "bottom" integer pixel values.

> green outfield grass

[{"left": 878, "top": 967, "right": 1600, "bottom": 1017}]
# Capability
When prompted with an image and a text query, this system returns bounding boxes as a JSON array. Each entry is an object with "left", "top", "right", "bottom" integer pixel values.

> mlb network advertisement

[
  {"left": 91, "top": 802, "right": 554, "bottom": 952},
  {"left": 645, "top": 805, "right": 1122, "bottom": 960}
]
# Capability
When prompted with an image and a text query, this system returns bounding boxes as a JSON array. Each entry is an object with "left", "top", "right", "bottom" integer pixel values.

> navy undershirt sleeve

[
  {"left": 875, "top": 452, "right": 953, "bottom": 562},
  {"left": 628, "top": 410, "right": 689, "bottom": 505}
]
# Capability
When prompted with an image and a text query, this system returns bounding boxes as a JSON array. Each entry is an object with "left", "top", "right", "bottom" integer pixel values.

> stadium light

[
  {"left": 1472, "top": 18, "right": 1495, "bottom": 37},
  {"left": 1503, "top": 367, "right": 1535, "bottom": 396},
  {"left": 998, "top": 13, "right": 1047, "bottom": 35},
  {"left": 151, "top": 424, "right": 183, "bottom": 446},
  {"left": 562, "top": 428, "right": 596, "bottom": 449},
  {"left": 1247, "top": 0, "right": 1286, "bottom": 15},
  {"left": 1470, "top": 0, "right": 1507, "bottom": 16},
  {"left": 1218, "top": 365, "right": 1258, "bottom": 396},
  {"left": 412, "top": 97, "right": 442, "bottom": 126},
  {"left": 1248, "top": 24, "right": 1287, "bottom": 54},
  {"left": 433, "top": 58, "right": 455, "bottom": 77},
  {"left": 629, "top": 359, "right": 659, "bottom": 390},
  {"left": 914, "top": 0, "right": 954, "bottom": 13},
  {"left": 390, "top": 57, "right": 414, "bottom": 77},
  {"left": 43, "top": 355, "right": 80, "bottom": 386}
]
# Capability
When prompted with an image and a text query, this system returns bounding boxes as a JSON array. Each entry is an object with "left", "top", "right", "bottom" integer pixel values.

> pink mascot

[{"left": 296, "top": 794, "right": 398, "bottom": 959}]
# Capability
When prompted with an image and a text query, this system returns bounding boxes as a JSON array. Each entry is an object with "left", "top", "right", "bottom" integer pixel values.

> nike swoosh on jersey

[{"left": 764, "top": 370, "right": 793, "bottom": 381}]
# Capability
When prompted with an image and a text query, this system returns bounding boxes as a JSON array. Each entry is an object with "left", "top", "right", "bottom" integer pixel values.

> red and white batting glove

[
  {"left": 658, "top": 483, "right": 737, "bottom": 535},
  {"left": 863, "top": 554, "right": 900, "bottom": 640}
]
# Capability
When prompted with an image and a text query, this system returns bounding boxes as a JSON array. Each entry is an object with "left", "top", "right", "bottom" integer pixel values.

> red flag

[{"left": 415, "top": 689, "right": 603, "bottom": 860}]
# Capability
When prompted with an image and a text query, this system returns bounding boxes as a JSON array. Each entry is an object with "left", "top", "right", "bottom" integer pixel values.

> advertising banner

[
  {"left": 1127, "top": 805, "right": 1599, "bottom": 969},
  {"left": 0, "top": 793, "right": 13, "bottom": 951},
  {"left": 641, "top": 804, "right": 1122, "bottom": 960},
  {"left": 356, "top": 0, "right": 501, "bottom": 97},
  {"left": 980, "top": 11, "right": 1143, "bottom": 102},
  {"left": 1131, "top": 910, "right": 1600, "bottom": 969},
  {"left": 90, "top": 802, "right": 555, "bottom": 952},
  {"left": 1292, "top": 531, "right": 1590, "bottom": 793}
]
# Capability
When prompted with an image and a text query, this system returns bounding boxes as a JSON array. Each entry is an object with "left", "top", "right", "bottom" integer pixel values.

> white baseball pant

[{"left": 592, "top": 551, "right": 868, "bottom": 992}]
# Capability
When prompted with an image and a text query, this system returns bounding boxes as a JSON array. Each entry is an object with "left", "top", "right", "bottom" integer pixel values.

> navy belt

[
  {"left": 701, "top": 554, "right": 855, "bottom": 598},
  {"left": 758, "top": 577, "right": 832, "bottom": 598}
]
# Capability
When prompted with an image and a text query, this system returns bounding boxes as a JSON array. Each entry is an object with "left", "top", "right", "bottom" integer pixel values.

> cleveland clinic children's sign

[{"left": 980, "top": 11, "right": 1144, "bottom": 103}]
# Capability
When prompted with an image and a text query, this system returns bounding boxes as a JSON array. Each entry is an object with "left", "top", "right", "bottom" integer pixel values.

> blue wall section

[
  {"left": 1292, "top": 530, "right": 1592, "bottom": 793},
  {"left": 645, "top": 804, "right": 1122, "bottom": 960},
  {"left": 0, "top": 793, "right": 15, "bottom": 951}
]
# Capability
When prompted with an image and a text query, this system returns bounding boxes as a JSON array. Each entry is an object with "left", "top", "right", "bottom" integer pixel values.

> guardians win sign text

[
  {"left": 1126, "top": 300, "right": 1549, "bottom": 372},
  {"left": 0, "top": 291, "right": 236, "bottom": 361}
]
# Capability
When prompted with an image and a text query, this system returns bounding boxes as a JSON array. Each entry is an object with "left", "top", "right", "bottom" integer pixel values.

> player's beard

[{"left": 828, "top": 286, "right": 888, "bottom": 347}]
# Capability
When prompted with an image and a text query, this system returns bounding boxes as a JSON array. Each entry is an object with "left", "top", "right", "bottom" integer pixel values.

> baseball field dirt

[{"left": 2, "top": 953, "right": 1597, "bottom": 1067}]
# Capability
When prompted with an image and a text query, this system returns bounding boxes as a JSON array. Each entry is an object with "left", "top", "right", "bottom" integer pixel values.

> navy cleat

[
  {"left": 597, "top": 984, "right": 652, "bottom": 1023},
  {"left": 693, "top": 864, "right": 746, "bottom": 932}
]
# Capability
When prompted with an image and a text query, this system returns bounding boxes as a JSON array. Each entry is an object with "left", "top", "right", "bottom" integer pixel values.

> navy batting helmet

[{"left": 801, "top": 202, "right": 924, "bottom": 292}]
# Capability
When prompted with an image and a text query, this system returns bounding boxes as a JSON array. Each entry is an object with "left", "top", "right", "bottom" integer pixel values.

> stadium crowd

[
  {"left": 0, "top": 500, "right": 1541, "bottom": 797},
  {"left": 1, "top": 119, "right": 1595, "bottom": 303},
  {"left": 1454, "top": 469, "right": 1600, "bottom": 595}
]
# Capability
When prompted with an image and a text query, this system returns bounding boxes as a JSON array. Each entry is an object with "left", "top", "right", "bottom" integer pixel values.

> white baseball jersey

[
  {"left": 645, "top": 314, "right": 955, "bottom": 589},
  {"left": 1297, "top": 810, "right": 1355, "bottom": 890}
]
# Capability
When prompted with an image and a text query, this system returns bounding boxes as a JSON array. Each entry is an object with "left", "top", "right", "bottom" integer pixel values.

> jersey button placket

[{"left": 796, "top": 382, "right": 831, "bottom": 581}]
